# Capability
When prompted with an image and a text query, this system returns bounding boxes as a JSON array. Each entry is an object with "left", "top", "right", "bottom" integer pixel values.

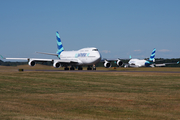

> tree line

[{"left": 1, "top": 58, "right": 180, "bottom": 67}]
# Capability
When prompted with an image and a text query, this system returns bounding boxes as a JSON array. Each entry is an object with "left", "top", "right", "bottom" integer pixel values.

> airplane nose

[
  {"left": 99, "top": 53, "right": 102, "bottom": 60},
  {"left": 90, "top": 51, "right": 101, "bottom": 64},
  {"left": 97, "top": 52, "right": 101, "bottom": 61}
]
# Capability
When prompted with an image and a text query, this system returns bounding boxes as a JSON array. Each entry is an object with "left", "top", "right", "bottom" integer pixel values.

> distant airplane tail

[
  {"left": 56, "top": 31, "right": 64, "bottom": 58},
  {"left": 129, "top": 55, "right": 132, "bottom": 59},
  {"left": 149, "top": 48, "right": 156, "bottom": 62}
]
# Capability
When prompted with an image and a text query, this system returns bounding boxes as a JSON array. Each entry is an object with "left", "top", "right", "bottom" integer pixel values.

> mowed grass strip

[
  {"left": 2, "top": 64, "right": 180, "bottom": 72},
  {"left": 0, "top": 70, "right": 180, "bottom": 120}
]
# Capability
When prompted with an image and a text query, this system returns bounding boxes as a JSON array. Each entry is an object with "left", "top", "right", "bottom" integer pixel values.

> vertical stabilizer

[
  {"left": 56, "top": 31, "right": 64, "bottom": 58},
  {"left": 129, "top": 55, "right": 132, "bottom": 59},
  {"left": 149, "top": 48, "right": 156, "bottom": 62}
]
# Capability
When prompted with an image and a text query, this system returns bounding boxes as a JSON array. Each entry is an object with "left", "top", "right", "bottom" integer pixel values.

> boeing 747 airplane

[{"left": 1, "top": 32, "right": 101, "bottom": 70}]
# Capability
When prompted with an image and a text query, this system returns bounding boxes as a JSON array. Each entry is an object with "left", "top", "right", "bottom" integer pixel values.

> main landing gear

[
  {"left": 87, "top": 66, "right": 92, "bottom": 70},
  {"left": 70, "top": 66, "right": 75, "bottom": 70},
  {"left": 64, "top": 66, "right": 75, "bottom": 70},
  {"left": 78, "top": 66, "right": 83, "bottom": 70},
  {"left": 63, "top": 65, "right": 96, "bottom": 70},
  {"left": 64, "top": 67, "right": 69, "bottom": 70}
]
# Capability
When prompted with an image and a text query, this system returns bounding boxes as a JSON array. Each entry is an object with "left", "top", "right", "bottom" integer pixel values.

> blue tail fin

[
  {"left": 56, "top": 31, "right": 64, "bottom": 58},
  {"left": 129, "top": 55, "right": 132, "bottom": 59},
  {"left": 149, "top": 48, "right": 156, "bottom": 61}
]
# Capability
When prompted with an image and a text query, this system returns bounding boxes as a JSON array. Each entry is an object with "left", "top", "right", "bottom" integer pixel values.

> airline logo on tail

[
  {"left": 149, "top": 48, "right": 156, "bottom": 61},
  {"left": 56, "top": 31, "right": 64, "bottom": 58}
]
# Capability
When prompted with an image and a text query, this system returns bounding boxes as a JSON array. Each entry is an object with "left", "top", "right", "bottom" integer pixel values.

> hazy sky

[{"left": 0, "top": 0, "right": 180, "bottom": 61}]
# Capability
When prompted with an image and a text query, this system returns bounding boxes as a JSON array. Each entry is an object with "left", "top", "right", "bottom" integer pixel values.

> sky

[{"left": 0, "top": 0, "right": 180, "bottom": 61}]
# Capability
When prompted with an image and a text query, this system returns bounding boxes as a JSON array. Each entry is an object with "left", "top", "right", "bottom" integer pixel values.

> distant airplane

[
  {"left": 124, "top": 48, "right": 157, "bottom": 67},
  {"left": 103, "top": 48, "right": 179, "bottom": 68},
  {"left": 1, "top": 31, "right": 101, "bottom": 70},
  {"left": 124, "top": 48, "right": 179, "bottom": 67}
]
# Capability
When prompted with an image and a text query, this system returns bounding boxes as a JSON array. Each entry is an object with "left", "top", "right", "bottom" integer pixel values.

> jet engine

[
  {"left": 53, "top": 62, "right": 61, "bottom": 68},
  {"left": 104, "top": 60, "right": 111, "bottom": 68},
  {"left": 116, "top": 59, "right": 123, "bottom": 67},
  {"left": 28, "top": 60, "right": 36, "bottom": 66}
]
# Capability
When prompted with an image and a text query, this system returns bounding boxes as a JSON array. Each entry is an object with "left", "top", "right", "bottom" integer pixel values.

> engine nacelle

[
  {"left": 53, "top": 62, "right": 61, "bottom": 68},
  {"left": 104, "top": 60, "right": 111, "bottom": 68},
  {"left": 116, "top": 59, "right": 123, "bottom": 67},
  {"left": 28, "top": 60, "right": 36, "bottom": 66}
]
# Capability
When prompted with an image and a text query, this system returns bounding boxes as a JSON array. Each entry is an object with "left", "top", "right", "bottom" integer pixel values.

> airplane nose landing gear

[{"left": 93, "top": 64, "right": 96, "bottom": 70}]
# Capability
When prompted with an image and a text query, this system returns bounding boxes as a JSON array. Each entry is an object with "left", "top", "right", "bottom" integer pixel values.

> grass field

[{"left": 0, "top": 65, "right": 180, "bottom": 120}]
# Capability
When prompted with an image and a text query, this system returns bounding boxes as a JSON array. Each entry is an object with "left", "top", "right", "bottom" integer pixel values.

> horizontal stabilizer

[
  {"left": 155, "top": 64, "right": 166, "bottom": 67},
  {"left": 155, "top": 61, "right": 179, "bottom": 67},
  {"left": 0, "top": 55, "right": 5, "bottom": 59}
]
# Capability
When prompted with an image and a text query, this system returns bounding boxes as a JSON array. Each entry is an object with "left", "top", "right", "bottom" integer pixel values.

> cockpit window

[{"left": 92, "top": 49, "right": 98, "bottom": 51}]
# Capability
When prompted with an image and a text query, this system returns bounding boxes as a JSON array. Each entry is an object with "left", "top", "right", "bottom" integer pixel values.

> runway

[{"left": 24, "top": 69, "right": 180, "bottom": 73}]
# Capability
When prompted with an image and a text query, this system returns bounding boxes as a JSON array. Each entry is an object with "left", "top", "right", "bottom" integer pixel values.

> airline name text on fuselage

[{"left": 75, "top": 53, "right": 90, "bottom": 58}]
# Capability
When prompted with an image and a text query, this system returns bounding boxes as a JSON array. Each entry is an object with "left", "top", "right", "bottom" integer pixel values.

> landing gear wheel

[
  {"left": 64, "top": 67, "right": 69, "bottom": 70},
  {"left": 87, "top": 67, "right": 92, "bottom": 70},
  {"left": 78, "top": 66, "right": 83, "bottom": 70},
  {"left": 70, "top": 66, "right": 75, "bottom": 70},
  {"left": 87, "top": 65, "right": 92, "bottom": 70}
]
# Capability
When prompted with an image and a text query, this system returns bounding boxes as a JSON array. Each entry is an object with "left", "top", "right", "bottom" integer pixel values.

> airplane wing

[
  {"left": 155, "top": 61, "right": 179, "bottom": 67},
  {"left": 1, "top": 54, "right": 55, "bottom": 62},
  {"left": 1, "top": 55, "right": 78, "bottom": 67},
  {"left": 3, "top": 57, "right": 53, "bottom": 62},
  {"left": 3, "top": 57, "right": 78, "bottom": 63}
]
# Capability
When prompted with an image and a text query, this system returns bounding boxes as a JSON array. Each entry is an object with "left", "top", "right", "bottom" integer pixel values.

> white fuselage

[
  {"left": 60, "top": 47, "right": 101, "bottom": 65},
  {"left": 128, "top": 59, "right": 147, "bottom": 67}
]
